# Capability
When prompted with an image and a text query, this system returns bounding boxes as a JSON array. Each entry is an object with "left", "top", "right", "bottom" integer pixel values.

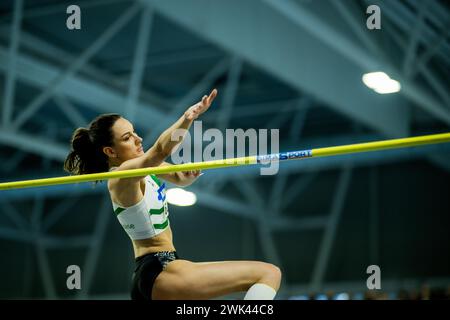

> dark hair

[{"left": 64, "top": 113, "right": 121, "bottom": 175}]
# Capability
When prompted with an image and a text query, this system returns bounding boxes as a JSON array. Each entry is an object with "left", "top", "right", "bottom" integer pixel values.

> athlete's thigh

[{"left": 152, "top": 259, "right": 270, "bottom": 300}]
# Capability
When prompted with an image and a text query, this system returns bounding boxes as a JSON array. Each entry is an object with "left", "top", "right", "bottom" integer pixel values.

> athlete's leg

[{"left": 152, "top": 260, "right": 281, "bottom": 300}]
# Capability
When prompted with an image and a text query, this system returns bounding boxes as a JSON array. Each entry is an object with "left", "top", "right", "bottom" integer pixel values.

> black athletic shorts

[{"left": 131, "top": 251, "right": 179, "bottom": 301}]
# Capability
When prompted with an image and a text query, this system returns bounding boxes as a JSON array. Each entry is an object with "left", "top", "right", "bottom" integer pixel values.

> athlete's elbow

[
  {"left": 177, "top": 181, "right": 193, "bottom": 187},
  {"left": 174, "top": 174, "right": 192, "bottom": 187},
  {"left": 154, "top": 142, "right": 172, "bottom": 160},
  {"left": 141, "top": 145, "right": 171, "bottom": 168}
]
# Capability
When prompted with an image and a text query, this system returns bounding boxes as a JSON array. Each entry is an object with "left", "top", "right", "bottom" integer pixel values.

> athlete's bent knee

[{"left": 260, "top": 263, "right": 282, "bottom": 290}]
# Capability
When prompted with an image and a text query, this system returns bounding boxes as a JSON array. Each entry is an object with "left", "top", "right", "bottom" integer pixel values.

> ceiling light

[
  {"left": 166, "top": 188, "right": 197, "bottom": 206},
  {"left": 362, "top": 71, "right": 401, "bottom": 94}
]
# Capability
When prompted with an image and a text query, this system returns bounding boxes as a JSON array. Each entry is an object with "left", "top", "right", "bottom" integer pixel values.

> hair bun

[{"left": 72, "top": 128, "right": 93, "bottom": 154}]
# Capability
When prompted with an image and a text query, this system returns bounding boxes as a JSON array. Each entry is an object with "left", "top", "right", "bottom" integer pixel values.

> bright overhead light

[
  {"left": 362, "top": 71, "right": 401, "bottom": 94},
  {"left": 166, "top": 188, "right": 197, "bottom": 206},
  {"left": 335, "top": 293, "right": 350, "bottom": 300}
]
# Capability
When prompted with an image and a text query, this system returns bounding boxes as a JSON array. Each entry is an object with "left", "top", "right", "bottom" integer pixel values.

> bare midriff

[{"left": 132, "top": 227, "right": 176, "bottom": 258}]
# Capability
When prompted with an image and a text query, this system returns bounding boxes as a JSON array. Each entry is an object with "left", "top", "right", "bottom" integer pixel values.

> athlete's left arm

[{"left": 156, "top": 162, "right": 201, "bottom": 187}]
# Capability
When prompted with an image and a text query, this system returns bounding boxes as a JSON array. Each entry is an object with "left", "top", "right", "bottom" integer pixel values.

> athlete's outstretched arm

[
  {"left": 154, "top": 88, "right": 217, "bottom": 161},
  {"left": 116, "top": 88, "right": 217, "bottom": 174},
  {"left": 157, "top": 162, "right": 201, "bottom": 187}
]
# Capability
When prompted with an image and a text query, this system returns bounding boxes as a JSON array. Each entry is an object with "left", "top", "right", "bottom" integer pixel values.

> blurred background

[{"left": 0, "top": 0, "right": 449, "bottom": 300}]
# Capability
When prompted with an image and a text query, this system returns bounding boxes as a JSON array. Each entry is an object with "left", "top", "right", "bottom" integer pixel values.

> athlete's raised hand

[{"left": 184, "top": 89, "right": 218, "bottom": 121}]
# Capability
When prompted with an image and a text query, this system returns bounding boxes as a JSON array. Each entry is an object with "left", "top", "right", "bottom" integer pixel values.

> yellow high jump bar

[{"left": 1, "top": 132, "right": 449, "bottom": 191}]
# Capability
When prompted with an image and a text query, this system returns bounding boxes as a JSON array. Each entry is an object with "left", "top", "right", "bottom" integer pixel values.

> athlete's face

[{"left": 107, "top": 117, "right": 144, "bottom": 162}]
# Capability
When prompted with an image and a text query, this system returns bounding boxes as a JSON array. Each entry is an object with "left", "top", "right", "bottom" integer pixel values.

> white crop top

[{"left": 111, "top": 174, "right": 170, "bottom": 240}]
